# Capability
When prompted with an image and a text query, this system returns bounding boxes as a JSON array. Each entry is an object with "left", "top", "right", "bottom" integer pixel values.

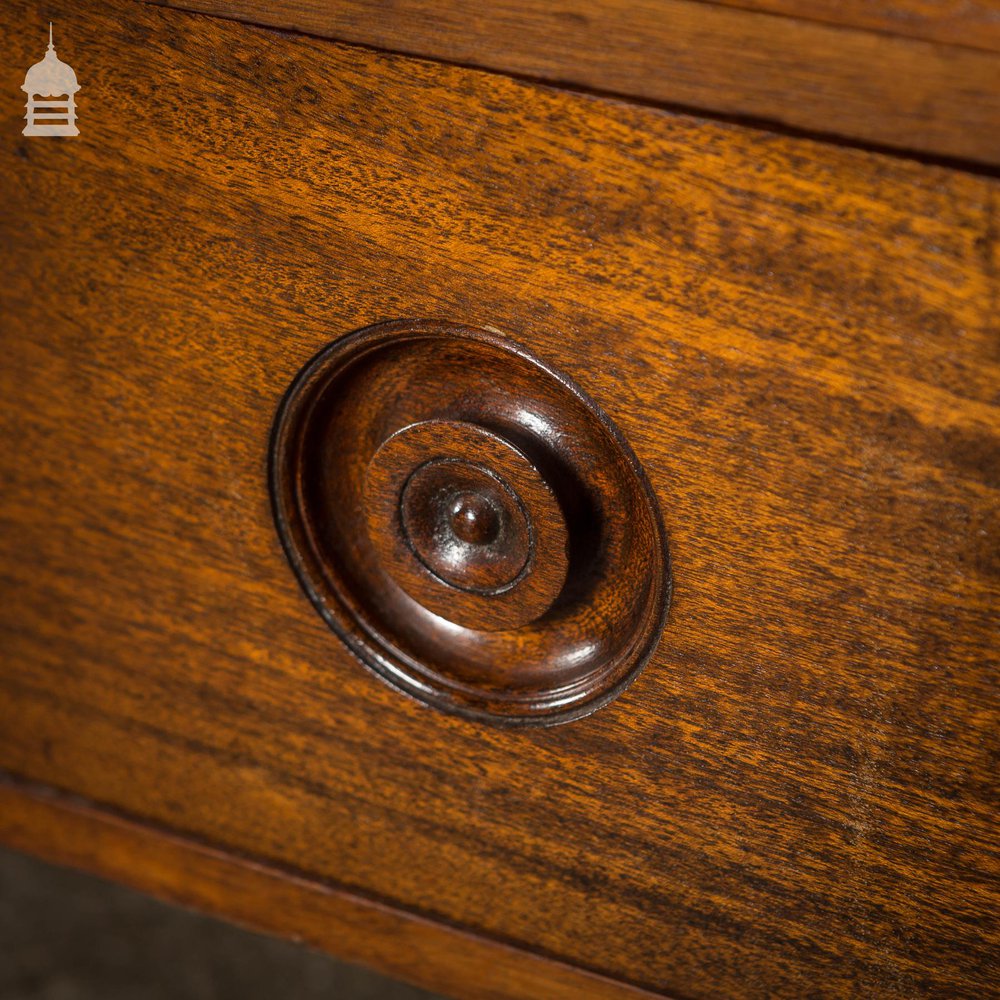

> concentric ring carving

[{"left": 269, "top": 319, "right": 670, "bottom": 725}]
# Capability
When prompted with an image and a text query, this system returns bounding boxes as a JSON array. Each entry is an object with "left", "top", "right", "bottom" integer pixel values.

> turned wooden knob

[
  {"left": 364, "top": 419, "right": 568, "bottom": 631},
  {"left": 270, "top": 320, "right": 670, "bottom": 725}
]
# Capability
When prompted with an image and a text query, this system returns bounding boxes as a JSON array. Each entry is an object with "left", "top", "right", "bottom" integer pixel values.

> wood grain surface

[
  {"left": 1, "top": 2, "right": 998, "bottom": 998},
  {"left": 145, "top": 0, "right": 1000, "bottom": 166},
  {"left": 0, "top": 777, "right": 659, "bottom": 1000},
  {"left": 708, "top": 0, "right": 1000, "bottom": 53}
]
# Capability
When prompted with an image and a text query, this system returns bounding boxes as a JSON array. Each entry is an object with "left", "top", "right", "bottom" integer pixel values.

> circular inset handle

[{"left": 269, "top": 320, "right": 670, "bottom": 725}]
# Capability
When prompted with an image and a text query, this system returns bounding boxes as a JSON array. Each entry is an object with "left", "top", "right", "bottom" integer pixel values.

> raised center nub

[
  {"left": 448, "top": 491, "right": 501, "bottom": 545},
  {"left": 400, "top": 459, "right": 532, "bottom": 595}
]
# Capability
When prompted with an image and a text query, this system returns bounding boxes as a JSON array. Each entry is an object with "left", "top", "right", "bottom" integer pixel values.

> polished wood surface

[
  {"left": 709, "top": 0, "right": 1000, "bottom": 52},
  {"left": 146, "top": 0, "right": 1000, "bottom": 165},
  {"left": 1, "top": 1, "right": 998, "bottom": 998}
]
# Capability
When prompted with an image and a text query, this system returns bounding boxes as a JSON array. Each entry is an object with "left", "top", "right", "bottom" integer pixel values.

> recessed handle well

[{"left": 269, "top": 319, "right": 670, "bottom": 725}]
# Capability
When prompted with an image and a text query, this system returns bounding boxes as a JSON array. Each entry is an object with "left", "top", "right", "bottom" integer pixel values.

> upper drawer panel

[
  {"left": 1, "top": 2, "right": 997, "bottom": 998},
  {"left": 147, "top": 0, "right": 1000, "bottom": 164}
]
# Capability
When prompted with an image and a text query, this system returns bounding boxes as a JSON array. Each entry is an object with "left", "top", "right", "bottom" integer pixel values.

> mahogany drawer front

[{"left": 1, "top": 1, "right": 997, "bottom": 998}]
